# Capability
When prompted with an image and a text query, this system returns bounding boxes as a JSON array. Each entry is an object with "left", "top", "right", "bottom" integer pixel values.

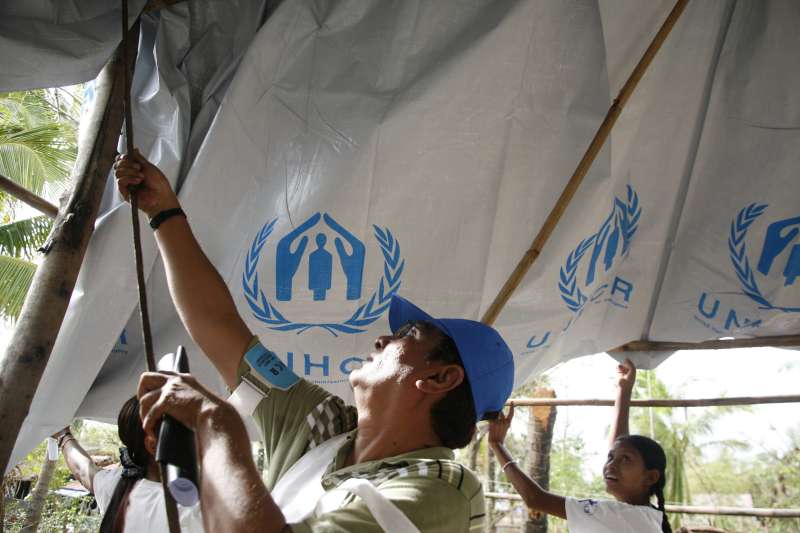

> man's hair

[{"left": 419, "top": 322, "right": 477, "bottom": 449}]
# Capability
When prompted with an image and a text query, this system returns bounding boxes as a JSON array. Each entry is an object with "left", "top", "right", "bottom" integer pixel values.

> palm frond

[
  {"left": 0, "top": 216, "right": 52, "bottom": 258},
  {"left": 0, "top": 123, "right": 76, "bottom": 193},
  {"left": 0, "top": 255, "right": 37, "bottom": 321}
]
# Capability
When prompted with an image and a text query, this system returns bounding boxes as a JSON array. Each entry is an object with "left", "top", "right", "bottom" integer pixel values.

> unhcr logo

[
  {"left": 728, "top": 204, "right": 800, "bottom": 313},
  {"left": 242, "top": 213, "right": 404, "bottom": 335},
  {"left": 558, "top": 185, "right": 641, "bottom": 314}
]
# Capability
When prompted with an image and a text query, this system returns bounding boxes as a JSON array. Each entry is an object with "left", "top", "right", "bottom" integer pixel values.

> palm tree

[{"left": 0, "top": 88, "right": 80, "bottom": 320}]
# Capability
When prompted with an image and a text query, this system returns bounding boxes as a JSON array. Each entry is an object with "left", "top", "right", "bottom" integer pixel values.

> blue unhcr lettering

[
  {"left": 304, "top": 354, "right": 330, "bottom": 377},
  {"left": 526, "top": 332, "right": 551, "bottom": 349},
  {"left": 610, "top": 277, "right": 633, "bottom": 302},
  {"left": 339, "top": 357, "right": 364, "bottom": 375},
  {"left": 697, "top": 292, "right": 720, "bottom": 319}
]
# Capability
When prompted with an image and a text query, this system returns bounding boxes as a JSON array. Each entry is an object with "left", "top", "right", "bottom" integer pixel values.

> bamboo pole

[
  {"left": 506, "top": 394, "right": 800, "bottom": 408},
  {"left": 483, "top": 493, "right": 800, "bottom": 518},
  {"left": 0, "top": 34, "right": 136, "bottom": 476},
  {"left": 612, "top": 334, "right": 800, "bottom": 352},
  {"left": 481, "top": 0, "right": 689, "bottom": 326},
  {"left": 0, "top": 174, "right": 58, "bottom": 219}
]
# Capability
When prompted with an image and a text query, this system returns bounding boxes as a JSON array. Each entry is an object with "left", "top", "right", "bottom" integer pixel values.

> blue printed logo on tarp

[
  {"left": 523, "top": 185, "right": 642, "bottom": 355},
  {"left": 242, "top": 213, "right": 404, "bottom": 335},
  {"left": 728, "top": 204, "right": 800, "bottom": 312},
  {"left": 558, "top": 185, "right": 641, "bottom": 314}
]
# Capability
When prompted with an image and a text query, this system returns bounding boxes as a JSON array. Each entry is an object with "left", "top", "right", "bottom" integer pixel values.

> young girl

[
  {"left": 53, "top": 396, "right": 204, "bottom": 533},
  {"left": 488, "top": 359, "right": 671, "bottom": 533}
]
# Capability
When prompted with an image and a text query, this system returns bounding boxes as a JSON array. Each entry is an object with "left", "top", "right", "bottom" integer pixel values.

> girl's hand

[
  {"left": 488, "top": 403, "right": 514, "bottom": 445},
  {"left": 616, "top": 358, "right": 636, "bottom": 394},
  {"left": 114, "top": 149, "right": 179, "bottom": 218}
]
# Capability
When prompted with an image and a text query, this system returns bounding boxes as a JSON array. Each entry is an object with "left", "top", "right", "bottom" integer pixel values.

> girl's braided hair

[{"left": 617, "top": 434, "right": 672, "bottom": 533}]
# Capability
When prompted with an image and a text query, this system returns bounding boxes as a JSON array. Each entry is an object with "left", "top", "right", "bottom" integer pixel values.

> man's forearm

[
  {"left": 154, "top": 213, "right": 251, "bottom": 386},
  {"left": 196, "top": 402, "right": 287, "bottom": 533}
]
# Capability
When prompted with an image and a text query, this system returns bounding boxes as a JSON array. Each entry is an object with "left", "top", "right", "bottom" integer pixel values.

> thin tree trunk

[
  {"left": 0, "top": 24, "right": 138, "bottom": 478},
  {"left": 468, "top": 426, "right": 486, "bottom": 472},
  {"left": 487, "top": 444, "right": 497, "bottom": 533},
  {"left": 525, "top": 388, "right": 557, "bottom": 533},
  {"left": 20, "top": 453, "right": 56, "bottom": 533}
]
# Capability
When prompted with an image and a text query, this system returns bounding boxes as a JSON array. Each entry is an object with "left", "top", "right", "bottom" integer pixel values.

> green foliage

[
  {"left": 0, "top": 87, "right": 80, "bottom": 320},
  {"left": 0, "top": 216, "right": 52, "bottom": 258},
  {"left": 0, "top": 255, "right": 36, "bottom": 319},
  {"left": 4, "top": 422, "right": 121, "bottom": 532}
]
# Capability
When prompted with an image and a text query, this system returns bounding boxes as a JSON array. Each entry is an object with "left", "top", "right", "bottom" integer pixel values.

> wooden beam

[
  {"left": 484, "top": 493, "right": 800, "bottom": 518},
  {"left": 480, "top": 0, "right": 690, "bottom": 326},
  {"left": 0, "top": 174, "right": 58, "bottom": 219},
  {"left": 0, "top": 28, "right": 137, "bottom": 475},
  {"left": 612, "top": 334, "right": 800, "bottom": 352},
  {"left": 506, "top": 394, "right": 800, "bottom": 408}
]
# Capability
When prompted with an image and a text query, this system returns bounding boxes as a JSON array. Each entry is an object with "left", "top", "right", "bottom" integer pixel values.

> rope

[{"left": 120, "top": 1, "right": 181, "bottom": 531}]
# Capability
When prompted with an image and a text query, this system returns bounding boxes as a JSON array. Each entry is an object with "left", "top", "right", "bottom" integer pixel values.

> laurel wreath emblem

[
  {"left": 558, "top": 185, "right": 641, "bottom": 313},
  {"left": 728, "top": 203, "right": 800, "bottom": 313},
  {"left": 242, "top": 219, "right": 405, "bottom": 336}
]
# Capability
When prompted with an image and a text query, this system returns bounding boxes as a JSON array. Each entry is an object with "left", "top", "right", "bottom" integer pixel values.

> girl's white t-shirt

[
  {"left": 94, "top": 467, "right": 205, "bottom": 532},
  {"left": 565, "top": 497, "right": 663, "bottom": 533}
]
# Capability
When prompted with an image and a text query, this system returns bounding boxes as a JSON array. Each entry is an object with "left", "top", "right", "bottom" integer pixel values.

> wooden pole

[
  {"left": 484, "top": 493, "right": 800, "bottom": 518},
  {"left": 524, "top": 388, "right": 557, "bottom": 533},
  {"left": 612, "top": 334, "right": 800, "bottom": 352},
  {"left": 481, "top": 0, "right": 689, "bottom": 325},
  {"left": 0, "top": 33, "right": 136, "bottom": 476},
  {"left": 507, "top": 394, "right": 800, "bottom": 408},
  {"left": 0, "top": 174, "right": 59, "bottom": 219}
]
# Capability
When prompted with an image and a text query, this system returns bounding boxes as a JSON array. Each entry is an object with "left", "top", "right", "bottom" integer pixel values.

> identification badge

[{"left": 244, "top": 343, "right": 300, "bottom": 391}]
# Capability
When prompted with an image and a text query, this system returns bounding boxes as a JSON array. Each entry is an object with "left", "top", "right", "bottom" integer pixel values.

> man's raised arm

[{"left": 115, "top": 150, "right": 251, "bottom": 387}]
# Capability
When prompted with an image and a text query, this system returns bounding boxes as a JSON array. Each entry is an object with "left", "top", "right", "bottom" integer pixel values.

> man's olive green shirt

[{"left": 238, "top": 339, "right": 486, "bottom": 532}]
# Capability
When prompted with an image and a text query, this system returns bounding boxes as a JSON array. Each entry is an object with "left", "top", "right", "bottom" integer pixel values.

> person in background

[
  {"left": 53, "top": 396, "right": 204, "bottom": 533},
  {"left": 487, "top": 358, "right": 672, "bottom": 533}
]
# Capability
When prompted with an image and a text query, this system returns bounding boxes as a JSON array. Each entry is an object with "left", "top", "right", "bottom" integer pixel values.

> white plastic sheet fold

[{"left": 3, "top": 0, "right": 799, "bottom": 468}]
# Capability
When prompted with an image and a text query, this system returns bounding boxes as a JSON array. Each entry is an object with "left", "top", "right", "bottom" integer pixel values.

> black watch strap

[{"left": 149, "top": 207, "right": 185, "bottom": 230}]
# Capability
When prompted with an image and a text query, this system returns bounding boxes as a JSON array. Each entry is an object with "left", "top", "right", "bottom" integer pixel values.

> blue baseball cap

[{"left": 389, "top": 296, "right": 515, "bottom": 421}]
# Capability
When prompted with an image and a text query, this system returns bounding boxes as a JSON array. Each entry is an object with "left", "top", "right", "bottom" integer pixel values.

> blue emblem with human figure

[
  {"left": 243, "top": 212, "right": 404, "bottom": 335},
  {"left": 558, "top": 185, "right": 641, "bottom": 315},
  {"left": 728, "top": 204, "right": 800, "bottom": 312}
]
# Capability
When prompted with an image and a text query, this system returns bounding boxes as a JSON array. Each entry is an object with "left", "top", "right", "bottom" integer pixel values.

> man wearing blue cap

[{"left": 117, "top": 152, "right": 515, "bottom": 532}]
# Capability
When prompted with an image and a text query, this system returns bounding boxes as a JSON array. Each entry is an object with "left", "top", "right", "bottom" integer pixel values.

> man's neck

[{"left": 347, "top": 413, "right": 442, "bottom": 466}]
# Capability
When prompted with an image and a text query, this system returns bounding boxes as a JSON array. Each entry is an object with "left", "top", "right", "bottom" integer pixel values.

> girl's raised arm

[
  {"left": 488, "top": 404, "right": 567, "bottom": 520},
  {"left": 609, "top": 358, "right": 636, "bottom": 447}
]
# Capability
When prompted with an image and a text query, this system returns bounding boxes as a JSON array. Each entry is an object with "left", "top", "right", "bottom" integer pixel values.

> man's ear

[
  {"left": 415, "top": 364, "right": 464, "bottom": 395},
  {"left": 144, "top": 434, "right": 157, "bottom": 456}
]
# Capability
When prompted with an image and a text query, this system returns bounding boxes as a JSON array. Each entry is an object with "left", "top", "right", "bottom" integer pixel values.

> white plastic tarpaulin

[{"left": 2, "top": 0, "right": 799, "bottom": 469}]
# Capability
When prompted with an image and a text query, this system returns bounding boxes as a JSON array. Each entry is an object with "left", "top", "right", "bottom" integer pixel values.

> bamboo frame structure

[
  {"left": 481, "top": 0, "right": 690, "bottom": 326},
  {"left": 0, "top": 32, "right": 138, "bottom": 476},
  {"left": 506, "top": 394, "right": 800, "bottom": 408},
  {"left": 612, "top": 335, "right": 800, "bottom": 352},
  {"left": 0, "top": 174, "right": 59, "bottom": 219},
  {"left": 483, "top": 492, "right": 800, "bottom": 518}
]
